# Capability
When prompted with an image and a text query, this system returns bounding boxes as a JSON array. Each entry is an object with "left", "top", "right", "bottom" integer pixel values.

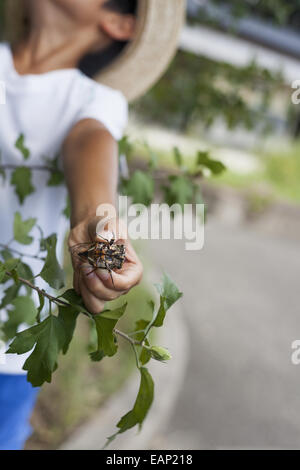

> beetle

[{"left": 70, "top": 234, "right": 126, "bottom": 287}]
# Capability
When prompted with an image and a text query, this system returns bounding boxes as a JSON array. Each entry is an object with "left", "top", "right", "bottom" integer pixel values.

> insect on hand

[{"left": 70, "top": 234, "right": 126, "bottom": 288}]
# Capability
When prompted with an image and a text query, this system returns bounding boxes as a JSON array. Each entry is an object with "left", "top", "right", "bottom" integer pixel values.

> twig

[
  {"left": 114, "top": 328, "right": 144, "bottom": 369},
  {"left": 130, "top": 343, "right": 141, "bottom": 369},
  {"left": 114, "top": 328, "right": 142, "bottom": 347},
  {"left": 127, "top": 329, "right": 145, "bottom": 337},
  {"left": 0, "top": 164, "right": 54, "bottom": 172},
  {"left": 0, "top": 243, "right": 45, "bottom": 261},
  {"left": 5, "top": 271, "right": 145, "bottom": 357},
  {"left": 5, "top": 271, "right": 69, "bottom": 308}
]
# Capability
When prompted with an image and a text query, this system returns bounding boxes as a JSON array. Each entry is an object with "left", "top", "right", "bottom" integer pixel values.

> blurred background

[
  {"left": 128, "top": 0, "right": 300, "bottom": 450},
  {"left": 13, "top": 0, "right": 300, "bottom": 449}
]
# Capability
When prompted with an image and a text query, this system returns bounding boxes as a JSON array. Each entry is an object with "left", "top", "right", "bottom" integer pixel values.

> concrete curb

[{"left": 60, "top": 301, "right": 190, "bottom": 450}]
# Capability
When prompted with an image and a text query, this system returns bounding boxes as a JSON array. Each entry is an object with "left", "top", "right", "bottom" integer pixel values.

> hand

[{"left": 68, "top": 216, "right": 143, "bottom": 315}]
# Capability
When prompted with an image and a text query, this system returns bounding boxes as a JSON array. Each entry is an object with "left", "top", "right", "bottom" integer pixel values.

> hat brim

[{"left": 96, "top": 0, "right": 186, "bottom": 102}]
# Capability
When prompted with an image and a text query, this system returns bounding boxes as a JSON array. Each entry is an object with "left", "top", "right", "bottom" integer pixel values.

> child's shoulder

[
  {"left": 76, "top": 71, "right": 128, "bottom": 107},
  {"left": 73, "top": 72, "right": 128, "bottom": 140}
]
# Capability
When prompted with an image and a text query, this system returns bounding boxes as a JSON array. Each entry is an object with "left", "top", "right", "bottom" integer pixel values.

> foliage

[
  {"left": 119, "top": 137, "right": 226, "bottom": 208},
  {"left": 0, "top": 134, "right": 225, "bottom": 447},
  {"left": 0, "top": 215, "right": 182, "bottom": 441},
  {"left": 190, "top": 0, "right": 300, "bottom": 28},
  {"left": 132, "top": 51, "right": 284, "bottom": 135},
  {"left": 212, "top": 140, "right": 300, "bottom": 203},
  {"left": 263, "top": 142, "right": 300, "bottom": 201}
]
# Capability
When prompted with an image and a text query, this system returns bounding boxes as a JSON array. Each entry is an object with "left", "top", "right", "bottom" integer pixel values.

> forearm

[{"left": 63, "top": 119, "right": 119, "bottom": 228}]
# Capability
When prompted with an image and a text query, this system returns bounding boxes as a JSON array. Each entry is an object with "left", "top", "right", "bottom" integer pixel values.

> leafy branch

[
  {"left": 119, "top": 137, "right": 226, "bottom": 208},
  {"left": 0, "top": 138, "right": 64, "bottom": 205},
  {"left": 0, "top": 210, "right": 182, "bottom": 447},
  {"left": 0, "top": 133, "right": 224, "bottom": 448}
]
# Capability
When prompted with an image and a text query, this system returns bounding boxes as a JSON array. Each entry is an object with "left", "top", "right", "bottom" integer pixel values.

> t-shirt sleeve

[{"left": 75, "top": 80, "right": 128, "bottom": 141}]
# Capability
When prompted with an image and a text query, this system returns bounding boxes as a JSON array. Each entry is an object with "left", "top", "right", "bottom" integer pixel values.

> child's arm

[{"left": 62, "top": 118, "right": 143, "bottom": 314}]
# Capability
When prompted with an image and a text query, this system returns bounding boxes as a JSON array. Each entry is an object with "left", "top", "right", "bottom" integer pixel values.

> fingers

[
  {"left": 79, "top": 274, "right": 106, "bottom": 315},
  {"left": 80, "top": 264, "right": 128, "bottom": 301},
  {"left": 96, "top": 261, "right": 143, "bottom": 291},
  {"left": 96, "top": 240, "right": 143, "bottom": 291},
  {"left": 71, "top": 219, "right": 143, "bottom": 312},
  {"left": 94, "top": 240, "right": 143, "bottom": 291},
  {"left": 73, "top": 271, "right": 81, "bottom": 295}
]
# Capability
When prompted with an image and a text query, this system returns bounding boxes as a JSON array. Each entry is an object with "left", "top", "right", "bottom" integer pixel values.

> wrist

[{"left": 70, "top": 199, "right": 117, "bottom": 229}]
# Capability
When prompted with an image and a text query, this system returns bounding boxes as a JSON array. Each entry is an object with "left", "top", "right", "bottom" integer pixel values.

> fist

[{"left": 68, "top": 216, "right": 143, "bottom": 314}]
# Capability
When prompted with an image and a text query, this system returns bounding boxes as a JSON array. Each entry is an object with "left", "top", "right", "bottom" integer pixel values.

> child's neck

[
  {"left": 13, "top": 1, "right": 110, "bottom": 75},
  {"left": 13, "top": 28, "right": 106, "bottom": 75}
]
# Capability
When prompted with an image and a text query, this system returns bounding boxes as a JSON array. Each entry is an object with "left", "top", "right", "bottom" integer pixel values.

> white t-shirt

[{"left": 0, "top": 42, "right": 128, "bottom": 374}]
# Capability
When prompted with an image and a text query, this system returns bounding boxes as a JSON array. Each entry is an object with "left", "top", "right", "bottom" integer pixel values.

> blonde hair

[{"left": 3, "top": 0, "right": 29, "bottom": 44}]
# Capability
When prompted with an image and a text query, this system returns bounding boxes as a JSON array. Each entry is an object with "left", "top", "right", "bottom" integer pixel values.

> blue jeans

[{"left": 0, "top": 374, "right": 39, "bottom": 450}]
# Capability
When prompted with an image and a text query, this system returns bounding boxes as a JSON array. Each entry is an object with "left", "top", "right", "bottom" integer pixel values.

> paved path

[{"left": 145, "top": 219, "right": 300, "bottom": 449}]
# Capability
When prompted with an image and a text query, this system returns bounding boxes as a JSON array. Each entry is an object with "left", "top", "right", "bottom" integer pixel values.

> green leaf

[
  {"left": 0, "top": 151, "right": 6, "bottom": 182},
  {"left": 152, "top": 296, "right": 167, "bottom": 328},
  {"left": 7, "top": 315, "right": 66, "bottom": 387},
  {"left": 140, "top": 347, "right": 151, "bottom": 365},
  {"left": 105, "top": 367, "right": 154, "bottom": 447},
  {"left": 13, "top": 212, "right": 37, "bottom": 245},
  {"left": 7, "top": 321, "right": 46, "bottom": 355},
  {"left": 117, "top": 367, "right": 154, "bottom": 433},
  {"left": 124, "top": 170, "right": 154, "bottom": 206},
  {"left": 149, "top": 346, "right": 172, "bottom": 362},
  {"left": 118, "top": 135, "right": 133, "bottom": 158},
  {"left": 132, "top": 318, "right": 152, "bottom": 365},
  {"left": 101, "top": 309, "right": 129, "bottom": 321},
  {"left": 173, "top": 147, "right": 183, "bottom": 168},
  {"left": 0, "top": 262, "right": 6, "bottom": 283},
  {"left": 0, "top": 283, "right": 21, "bottom": 308},
  {"left": 90, "top": 350, "right": 106, "bottom": 362},
  {"left": 1, "top": 249, "right": 13, "bottom": 261},
  {"left": 17, "top": 261, "right": 34, "bottom": 282},
  {"left": 36, "top": 292, "right": 45, "bottom": 323},
  {"left": 11, "top": 167, "right": 34, "bottom": 204},
  {"left": 60, "top": 289, "right": 91, "bottom": 316},
  {"left": 196, "top": 151, "right": 226, "bottom": 175},
  {"left": 4, "top": 258, "right": 20, "bottom": 272},
  {"left": 47, "top": 171, "right": 64, "bottom": 186},
  {"left": 152, "top": 274, "right": 183, "bottom": 329},
  {"left": 44, "top": 153, "right": 64, "bottom": 187},
  {"left": 63, "top": 196, "right": 71, "bottom": 219},
  {"left": 93, "top": 303, "right": 127, "bottom": 357},
  {"left": 15, "top": 134, "right": 30, "bottom": 160},
  {"left": 163, "top": 175, "right": 194, "bottom": 208},
  {"left": 0, "top": 259, "right": 20, "bottom": 285},
  {"left": 3, "top": 296, "right": 37, "bottom": 340},
  {"left": 143, "top": 141, "right": 158, "bottom": 170},
  {"left": 155, "top": 273, "right": 183, "bottom": 312},
  {"left": 10, "top": 269, "right": 19, "bottom": 284},
  {"left": 57, "top": 305, "right": 79, "bottom": 354},
  {"left": 134, "top": 318, "right": 151, "bottom": 342},
  {"left": 39, "top": 234, "right": 65, "bottom": 290}
]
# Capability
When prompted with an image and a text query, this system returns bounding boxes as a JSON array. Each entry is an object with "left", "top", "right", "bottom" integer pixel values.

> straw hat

[{"left": 3, "top": 0, "right": 186, "bottom": 102}]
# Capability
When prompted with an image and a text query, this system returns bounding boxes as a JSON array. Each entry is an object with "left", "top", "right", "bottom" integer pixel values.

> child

[{"left": 0, "top": 0, "right": 184, "bottom": 450}]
